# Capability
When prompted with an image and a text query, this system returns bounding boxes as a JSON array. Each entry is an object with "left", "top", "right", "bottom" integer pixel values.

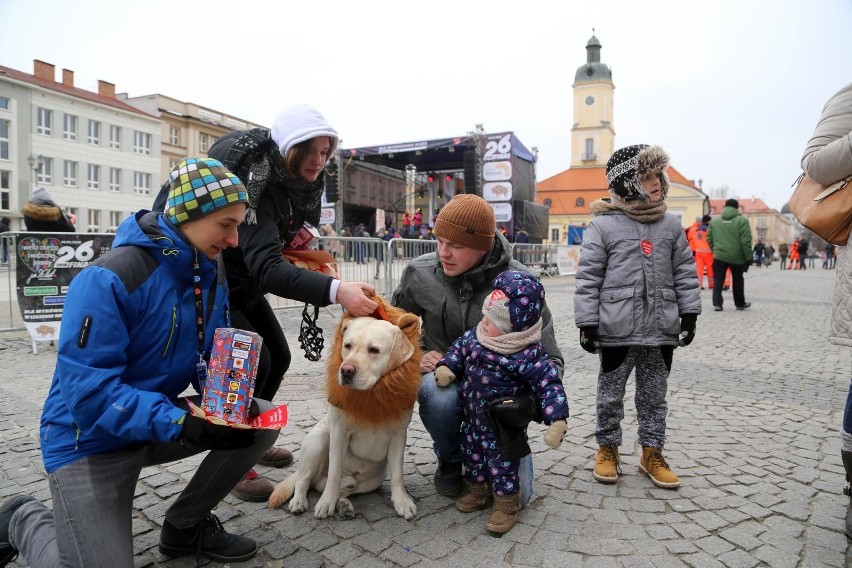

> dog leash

[{"left": 298, "top": 303, "right": 324, "bottom": 361}]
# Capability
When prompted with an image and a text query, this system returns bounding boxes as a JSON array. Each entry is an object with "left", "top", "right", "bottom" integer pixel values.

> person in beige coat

[{"left": 801, "top": 82, "right": 852, "bottom": 538}]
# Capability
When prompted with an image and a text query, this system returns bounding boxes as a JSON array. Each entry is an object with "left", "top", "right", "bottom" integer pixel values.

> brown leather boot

[
  {"left": 593, "top": 445, "right": 620, "bottom": 483},
  {"left": 639, "top": 446, "right": 680, "bottom": 489},
  {"left": 257, "top": 446, "right": 293, "bottom": 468},
  {"left": 485, "top": 492, "right": 520, "bottom": 534},
  {"left": 229, "top": 469, "right": 274, "bottom": 502},
  {"left": 455, "top": 482, "right": 492, "bottom": 513}
]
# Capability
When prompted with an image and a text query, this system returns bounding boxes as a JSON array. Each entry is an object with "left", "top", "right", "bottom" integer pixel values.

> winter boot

[
  {"left": 229, "top": 469, "right": 274, "bottom": 502},
  {"left": 842, "top": 450, "right": 852, "bottom": 538},
  {"left": 593, "top": 445, "right": 620, "bottom": 483},
  {"left": 485, "top": 492, "right": 520, "bottom": 534},
  {"left": 639, "top": 446, "right": 680, "bottom": 489},
  {"left": 433, "top": 460, "right": 464, "bottom": 497},
  {"left": 455, "top": 482, "right": 492, "bottom": 513}
]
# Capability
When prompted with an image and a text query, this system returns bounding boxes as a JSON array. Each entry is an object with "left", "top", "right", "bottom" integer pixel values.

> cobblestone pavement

[{"left": 1, "top": 265, "right": 851, "bottom": 567}]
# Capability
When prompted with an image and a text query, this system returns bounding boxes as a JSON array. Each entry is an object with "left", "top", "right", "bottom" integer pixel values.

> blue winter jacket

[{"left": 40, "top": 211, "right": 230, "bottom": 473}]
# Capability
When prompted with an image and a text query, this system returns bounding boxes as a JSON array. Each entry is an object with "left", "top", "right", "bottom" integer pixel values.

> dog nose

[{"left": 340, "top": 363, "right": 356, "bottom": 385}]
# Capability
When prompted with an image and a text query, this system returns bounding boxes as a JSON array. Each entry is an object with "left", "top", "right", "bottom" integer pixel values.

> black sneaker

[
  {"left": 1, "top": 496, "right": 35, "bottom": 568},
  {"left": 736, "top": 302, "right": 751, "bottom": 310},
  {"left": 434, "top": 460, "right": 463, "bottom": 497},
  {"left": 159, "top": 514, "right": 257, "bottom": 563}
]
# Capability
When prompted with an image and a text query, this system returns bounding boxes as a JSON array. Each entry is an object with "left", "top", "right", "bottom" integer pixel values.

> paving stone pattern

[{"left": 1, "top": 266, "right": 850, "bottom": 567}]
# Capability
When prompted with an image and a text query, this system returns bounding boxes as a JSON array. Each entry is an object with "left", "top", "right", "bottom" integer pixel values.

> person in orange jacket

[
  {"left": 788, "top": 239, "right": 800, "bottom": 270},
  {"left": 686, "top": 217, "right": 701, "bottom": 257},
  {"left": 694, "top": 215, "right": 714, "bottom": 289}
]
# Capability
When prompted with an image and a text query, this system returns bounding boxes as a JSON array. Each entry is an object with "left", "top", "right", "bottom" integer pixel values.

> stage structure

[{"left": 336, "top": 130, "right": 549, "bottom": 242}]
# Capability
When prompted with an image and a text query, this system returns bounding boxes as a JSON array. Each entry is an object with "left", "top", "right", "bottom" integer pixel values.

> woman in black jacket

[
  {"left": 154, "top": 105, "right": 376, "bottom": 501},
  {"left": 22, "top": 187, "right": 75, "bottom": 233}
]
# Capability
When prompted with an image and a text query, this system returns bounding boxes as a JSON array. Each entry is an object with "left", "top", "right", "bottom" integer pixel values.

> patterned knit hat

[
  {"left": 482, "top": 271, "right": 545, "bottom": 334},
  {"left": 605, "top": 144, "right": 671, "bottom": 201},
  {"left": 166, "top": 158, "right": 248, "bottom": 226},
  {"left": 433, "top": 194, "right": 495, "bottom": 252}
]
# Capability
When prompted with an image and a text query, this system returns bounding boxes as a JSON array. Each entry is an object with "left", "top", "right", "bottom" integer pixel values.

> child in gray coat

[{"left": 574, "top": 144, "right": 701, "bottom": 489}]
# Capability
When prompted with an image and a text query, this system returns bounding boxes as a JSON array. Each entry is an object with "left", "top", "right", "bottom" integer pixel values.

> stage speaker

[
  {"left": 325, "top": 172, "right": 339, "bottom": 203},
  {"left": 463, "top": 149, "right": 480, "bottom": 195}
]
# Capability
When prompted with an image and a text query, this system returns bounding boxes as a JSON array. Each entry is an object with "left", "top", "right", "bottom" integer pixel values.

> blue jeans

[
  {"left": 418, "top": 373, "right": 533, "bottom": 506},
  {"left": 843, "top": 378, "right": 852, "bottom": 443},
  {"left": 9, "top": 397, "right": 278, "bottom": 568}
]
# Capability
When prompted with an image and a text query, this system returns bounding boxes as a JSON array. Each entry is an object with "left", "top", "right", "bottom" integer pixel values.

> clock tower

[{"left": 571, "top": 33, "right": 615, "bottom": 168}]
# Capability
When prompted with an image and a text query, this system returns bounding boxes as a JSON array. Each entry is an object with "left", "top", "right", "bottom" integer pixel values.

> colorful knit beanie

[
  {"left": 605, "top": 144, "right": 671, "bottom": 202},
  {"left": 166, "top": 157, "right": 248, "bottom": 226}
]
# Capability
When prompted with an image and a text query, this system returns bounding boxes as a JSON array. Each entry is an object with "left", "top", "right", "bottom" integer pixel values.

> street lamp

[{"left": 27, "top": 154, "right": 44, "bottom": 188}]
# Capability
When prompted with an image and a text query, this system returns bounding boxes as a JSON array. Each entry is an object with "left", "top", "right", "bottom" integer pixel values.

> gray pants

[
  {"left": 595, "top": 346, "right": 672, "bottom": 449},
  {"left": 9, "top": 397, "right": 279, "bottom": 568}
]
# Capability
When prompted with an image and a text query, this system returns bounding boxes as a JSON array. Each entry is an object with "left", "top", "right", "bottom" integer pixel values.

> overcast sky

[{"left": 2, "top": 0, "right": 850, "bottom": 210}]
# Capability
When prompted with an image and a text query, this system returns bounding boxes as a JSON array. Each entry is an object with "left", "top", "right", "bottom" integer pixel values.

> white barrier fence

[{"left": 0, "top": 232, "right": 580, "bottom": 330}]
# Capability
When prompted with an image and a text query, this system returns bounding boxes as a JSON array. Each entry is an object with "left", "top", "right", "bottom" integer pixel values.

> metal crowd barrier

[{"left": 0, "top": 232, "right": 579, "bottom": 330}]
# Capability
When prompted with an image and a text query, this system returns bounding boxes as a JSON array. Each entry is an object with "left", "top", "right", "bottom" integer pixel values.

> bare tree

[{"left": 707, "top": 185, "right": 732, "bottom": 199}]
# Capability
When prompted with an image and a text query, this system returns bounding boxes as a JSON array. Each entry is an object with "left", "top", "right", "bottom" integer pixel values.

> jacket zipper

[
  {"left": 162, "top": 305, "right": 176, "bottom": 357},
  {"left": 441, "top": 299, "right": 448, "bottom": 339}
]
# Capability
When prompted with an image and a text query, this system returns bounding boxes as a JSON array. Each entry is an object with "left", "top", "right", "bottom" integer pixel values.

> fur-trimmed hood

[{"left": 606, "top": 144, "right": 671, "bottom": 202}]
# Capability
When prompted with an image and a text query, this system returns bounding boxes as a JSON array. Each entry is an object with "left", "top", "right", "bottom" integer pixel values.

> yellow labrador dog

[{"left": 268, "top": 301, "right": 422, "bottom": 520}]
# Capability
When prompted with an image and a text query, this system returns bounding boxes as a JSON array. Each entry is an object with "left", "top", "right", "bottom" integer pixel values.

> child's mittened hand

[
  {"left": 434, "top": 365, "right": 456, "bottom": 387},
  {"left": 544, "top": 420, "right": 567, "bottom": 449}
]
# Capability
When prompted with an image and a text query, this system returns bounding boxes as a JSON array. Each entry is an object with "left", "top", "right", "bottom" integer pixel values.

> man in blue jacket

[{"left": 0, "top": 158, "right": 279, "bottom": 567}]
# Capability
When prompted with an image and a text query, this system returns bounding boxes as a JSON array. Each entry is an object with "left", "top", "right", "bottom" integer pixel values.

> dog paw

[
  {"left": 314, "top": 496, "right": 337, "bottom": 519},
  {"left": 288, "top": 495, "right": 309, "bottom": 515},
  {"left": 392, "top": 494, "right": 417, "bottom": 520},
  {"left": 336, "top": 498, "right": 355, "bottom": 520}
]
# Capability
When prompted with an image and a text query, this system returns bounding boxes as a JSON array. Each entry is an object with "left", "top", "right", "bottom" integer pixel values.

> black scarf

[{"left": 226, "top": 129, "right": 324, "bottom": 225}]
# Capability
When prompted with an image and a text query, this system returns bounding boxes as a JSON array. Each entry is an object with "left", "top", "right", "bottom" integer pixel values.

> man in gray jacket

[{"left": 392, "top": 195, "right": 564, "bottom": 503}]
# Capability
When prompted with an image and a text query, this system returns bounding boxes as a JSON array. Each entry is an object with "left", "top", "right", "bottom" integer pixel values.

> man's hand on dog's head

[{"left": 337, "top": 282, "right": 378, "bottom": 316}]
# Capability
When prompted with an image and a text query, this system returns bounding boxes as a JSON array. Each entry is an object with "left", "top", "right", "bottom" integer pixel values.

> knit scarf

[
  {"left": 476, "top": 318, "right": 543, "bottom": 355},
  {"left": 592, "top": 195, "right": 667, "bottom": 223},
  {"left": 228, "top": 130, "right": 324, "bottom": 225}
]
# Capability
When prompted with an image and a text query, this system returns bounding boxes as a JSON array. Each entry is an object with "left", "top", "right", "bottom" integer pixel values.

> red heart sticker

[{"left": 641, "top": 240, "right": 653, "bottom": 255}]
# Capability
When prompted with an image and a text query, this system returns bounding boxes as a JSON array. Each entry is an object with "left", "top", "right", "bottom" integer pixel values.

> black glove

[
  {"left": 743, "top": 259, "right": 753, "bottom": 273},
  {"left": 579, "top": 326, "right": 599, "bottom": 354},
  {"left": 678, "top": 314, "right": 697, "bottom": 347},
  {"left": 178, "top": 414, "right": 255, "bottom": 451}
]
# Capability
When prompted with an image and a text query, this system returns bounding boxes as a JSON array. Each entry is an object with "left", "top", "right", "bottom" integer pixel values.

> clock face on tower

[{"left": 585, "top": 95, "right": 595, "bottom": 105}]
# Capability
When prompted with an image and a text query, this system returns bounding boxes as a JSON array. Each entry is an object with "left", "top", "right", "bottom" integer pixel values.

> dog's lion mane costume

[{"left": 326, "top": 295, "right": 422, "bottom": 427}]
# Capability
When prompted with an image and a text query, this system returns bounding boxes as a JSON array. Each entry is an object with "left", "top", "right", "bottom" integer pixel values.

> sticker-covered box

[{"left": 201, "top": 328, "right": 263, "bottom": 425}]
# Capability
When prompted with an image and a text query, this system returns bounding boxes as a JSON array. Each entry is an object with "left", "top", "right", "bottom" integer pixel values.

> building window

[
  {"left": 109, "top": 167, "right": 121, "bottom": 192},
  {"left": 37, "top": 108, "right": 52, "bottom": 135},
  {"left": 88, "top": 120, "right": 100, "bottom": 145},
  {"left": 134, "top": 171, "right": 151, "bottom": 195},
  {"left": 87, "top": 164, "right": 100, "bottom": 189},
  {"left": 109, "top": 210, "right": 123, "bottom": 232},
  {"left": 0, "top": 170, "right": 9, "bottom": 210},
  {"left": 134, "top": 131, "right": 151, "bottom": 155},
  {"left": 168, "top": 158, "right": 180, "bottom": 171},
  {"left": 551, "top": 228, "right": 561, "bottom": 243},
  {"left": 169, "top": 126, "right": 180, "bottom": 146},
  {"left": 0, "top": 97, "right": 8, "bottom": 110},
  {"left": 0, "top": 119, "right": 8, "bottom": 160},
  {"left": 109, "top": 125, "right": 121, "bottom": 149},
  {"left": 576, "top": 197, "right": 585, "bottom": 207},
  {"left": 584, "top": 138, "right": 594, "bottom": 161},
  {"left": 87, "top": 209, "right": 100, "bottom": 233},
  {"left": 63, "top": 114, "right": 77, "bottom": 141},
  {"left": 199, "top": 133, "right": 209, "bottom": 153},
  {"left": 36, "top": 157, "right": 52, "bottom": 183},
  {"left": 63, "top": 160, "right": 77, "bottom": 186}
]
